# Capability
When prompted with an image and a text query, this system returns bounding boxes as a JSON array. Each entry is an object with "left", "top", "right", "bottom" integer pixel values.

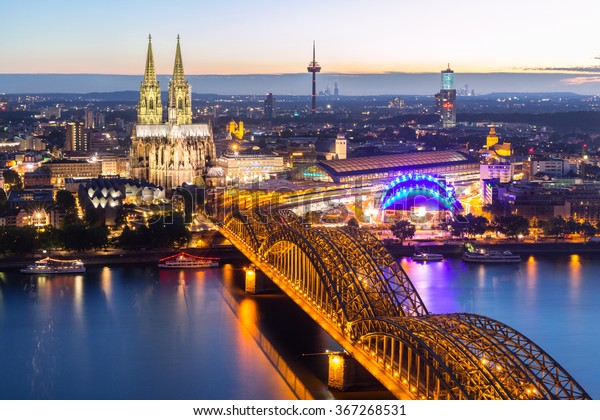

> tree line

[
  {"left": 0, "top": 214, "right": 191, "bottom": 254},
  {"left": 0, "top": 224, "right": 109, "bottom": 254},
  {"left": 384, "top": 214, "right": 599, "bottom": 244}
]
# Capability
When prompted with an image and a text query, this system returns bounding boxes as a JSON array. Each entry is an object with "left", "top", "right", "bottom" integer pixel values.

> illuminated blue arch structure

[{"left": 380, "top": 173, "right": 462, "bottom": 214}]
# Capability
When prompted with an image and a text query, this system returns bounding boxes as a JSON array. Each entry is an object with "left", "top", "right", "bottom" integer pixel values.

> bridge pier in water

[
  {"left": 327, "top": 353, "right": 382, "bottom": 392},
  {"left": 218, "top": 208, "right": 592, "bottom": 400},
  {"left": 245, "top": 265, "right": 277, "bottom": 295}
]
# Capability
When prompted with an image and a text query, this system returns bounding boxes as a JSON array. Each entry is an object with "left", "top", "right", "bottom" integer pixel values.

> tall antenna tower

[{"left": 306, "top": 41, "right": 321, "bottom": 114}]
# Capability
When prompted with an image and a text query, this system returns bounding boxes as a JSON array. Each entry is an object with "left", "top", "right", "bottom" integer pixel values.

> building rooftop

[{"left": 315, "top": 150, "right": 477, "bottom": 178}]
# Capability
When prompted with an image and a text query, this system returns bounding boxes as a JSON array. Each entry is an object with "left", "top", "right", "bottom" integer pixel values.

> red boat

[{"left": 158, "top": 252, "right": 219, "bottom": 268}]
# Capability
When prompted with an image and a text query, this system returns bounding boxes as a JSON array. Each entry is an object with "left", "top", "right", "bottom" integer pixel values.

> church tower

[
  {"left": 131, "top": 35, "right": 216, "bottom": 191},
  {"left": 486, "top": 123, "right": 499, "bottom": 149},
  {"left": 168, "top": 35, "right": 192, "bottom": 125},
  {"left": 137, "top": 35, "right": 163, "bottom": 125}
]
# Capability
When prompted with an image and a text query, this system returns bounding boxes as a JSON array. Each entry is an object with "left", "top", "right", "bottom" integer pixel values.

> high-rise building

[
  {"left": 130, "top": 35, "right": 216, "bottom": 190},
  {"left": 333, "top": 82, "right": 339, "bottom": 99},
  {"left": 442, "top": 65, "right": 454, "bottom": 90},
  {"left": 84, "top": 109, "right": 94, "bottom": 129},
  {"left": 94, "top": 112, "right": 105, "bottom": 128},
  {"left": 115, "top": 118, "right": 125, "bottom": 130},
  {"left": 437, "top": 64, "right": 456, "bottom": 128},
  {"left": 65, "top": 121, "right": 88, "bottom": 151},
  {"left": 264, "top": 93, "right": 275, "bottom": 120}
]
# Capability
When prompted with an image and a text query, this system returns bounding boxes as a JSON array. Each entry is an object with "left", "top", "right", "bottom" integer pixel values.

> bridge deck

[
  {"left": 219, "top": 226, "right": 414, "bottom": 399},
  {"left": 214, "top": 208, "right": 591, "bottom": 400}
]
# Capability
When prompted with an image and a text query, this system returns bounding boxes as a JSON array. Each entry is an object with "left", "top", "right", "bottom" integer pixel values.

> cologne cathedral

[{"left": 130, "top": 35, "right": 216, "bottom": 190}]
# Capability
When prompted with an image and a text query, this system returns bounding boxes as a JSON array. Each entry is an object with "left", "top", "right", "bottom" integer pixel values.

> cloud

[
  {"left": 561, "top": 76, "right": 600, "bottom": 85},
  {"left": 525, "top": 66, "right": 600, "bottom": 73}
]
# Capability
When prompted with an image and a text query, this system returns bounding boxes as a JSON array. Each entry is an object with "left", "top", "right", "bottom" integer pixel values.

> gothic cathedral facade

[{"left": 130, "top": 36, "right": 216, "bottom": 190}]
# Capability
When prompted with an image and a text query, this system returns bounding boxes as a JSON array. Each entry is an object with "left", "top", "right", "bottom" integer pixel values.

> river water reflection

[
  {"left": 0, "top": 264, "right": 295, "bottom": 399},
  {"left": 1, "top": 253, "right": 599, "bottom": 399},
  {"left": 400, "top": 253, "right": 600, "bottom": 399}
]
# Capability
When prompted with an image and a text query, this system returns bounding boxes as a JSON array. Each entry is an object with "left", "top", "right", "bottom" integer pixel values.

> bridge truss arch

[
  {"left": 216, "top": 208, "right": 590, "bottom": 400},
  {"left": 348, "top": 314, "right": 591, "bottom": 400}
]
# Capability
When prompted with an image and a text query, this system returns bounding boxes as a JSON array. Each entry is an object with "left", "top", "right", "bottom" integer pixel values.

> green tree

[
  {"left": 390, "top": 220, "right": 416, "bottom": 245},
  {"left": 55, "top": 190, "right": 77, "bottom": 212},
  {"left": 1, "top": 227, "right": 37, "bottom": 253},
  {"left": 564, "top": 218, "right": 581, "bottom": 237},
  {"left": 37, "top": 226, "right": 62, "bottom": 250},
  {"left": 580, "top": 221, "right": 598, "bottom": 242},
  {"left": 0, "top": 188, "right": 7, "bottom": 212},
  {"left": 88, "top": 226, "right": 109, "bottom": 250},
  {"left": 60, "top": 223, "right": 90, "bottom": 251},
  {"left": 450, "top": 214, "right": 488, "bottom": 238},
  {"left": 117, "top": 226, "right": 137, "bottom": 249},
  {"left": 84, "top": 208, "right": 100, "bottom": 225},
  {"left": 161, "top": 213, "right": 191, "bottom": 248},
  {"left": 466, "top": 214, "right": 489, "bottom": 237},
  {"left": 147, "top": 216, "right": 170, "bottom": 247},
  {"left": 166, "top": 222, "right": 190, "bottom": 248},
  {"left": 543, "top": 216, "right": 566, "bottom": 240},
  {"left": 0, "top": 227, "right": 11, "bottom": 254},
  {"left": 496, "top": 215, "right": 530, "bottom": 238},
  {"left": 2, "top": 169, "right": 22, "bottom": 191},
  {"left": 482, "top": 201, "right": 508, "bottom": 219},
  {"left": 135, "top": 225, "right": 153, "bottom": 248},
  {"left": 449, "top": 217, "right": 468, "bottom": 238},
  {"left": 61, "top": 211, "right": 81, "bottom": 227}
]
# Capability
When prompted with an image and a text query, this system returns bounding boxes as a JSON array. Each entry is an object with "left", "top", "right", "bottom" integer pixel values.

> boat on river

[
  {"left": 158, "top": 251, "right": 219, "bottom": 268},
  {"left": 412, "top": 252, "right": 444, "bottom": 262},
  {"left": 20, "top": 257, "right": 86, "bottom": 274},
  {"left": 462, "top": 244, "right": 521, "bottom": 263}
]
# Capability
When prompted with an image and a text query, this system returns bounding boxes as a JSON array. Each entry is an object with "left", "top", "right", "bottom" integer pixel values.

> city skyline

[{"left": 1, "top": 72, "right": 599, "bottom": 96}]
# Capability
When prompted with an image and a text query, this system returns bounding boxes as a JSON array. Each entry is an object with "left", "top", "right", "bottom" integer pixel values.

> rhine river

[{"left": 1, "top": 254, "right": 599, "bottom": 400}]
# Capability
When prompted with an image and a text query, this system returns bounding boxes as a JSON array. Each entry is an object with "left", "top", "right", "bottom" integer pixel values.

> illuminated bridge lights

[{"left": 219, "top": 209, "right": 590, "bottom": 400}]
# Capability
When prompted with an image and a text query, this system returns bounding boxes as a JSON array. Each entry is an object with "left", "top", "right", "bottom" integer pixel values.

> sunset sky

[{"left": 2, "top": 0, "right": 599, "bottom": 75}]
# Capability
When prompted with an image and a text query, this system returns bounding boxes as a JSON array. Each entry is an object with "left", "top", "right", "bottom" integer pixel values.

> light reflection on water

[
  {"left": 100, "top": 267, "right": 112, "bottom": 309},
  {"left": 1, "top": 255, "right": 599, "bottom": 400},
  {"left": 0, "top": 265, "right": 295, "bottom": 400},
  {"left": 401, "top": 254, "right": 600, "bottom": 399}
]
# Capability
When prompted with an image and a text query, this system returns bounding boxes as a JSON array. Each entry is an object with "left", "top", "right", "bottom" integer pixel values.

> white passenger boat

[
  {"left": 412, "top": 252, "right": 444, "bottom": 262},
  {"left": 158, "top": 252, "right": 220, "bottom": 268},
  {"left": 462, "top": 248, "right": 521, "bottom": 263},
  {"left": 20, "top": 257, "right": 86, "bottom": 274}
]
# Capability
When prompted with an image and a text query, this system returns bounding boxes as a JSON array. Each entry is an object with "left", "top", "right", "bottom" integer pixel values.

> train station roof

[{"left": 316, "top": 150, "right": 477, "bottom": 178}]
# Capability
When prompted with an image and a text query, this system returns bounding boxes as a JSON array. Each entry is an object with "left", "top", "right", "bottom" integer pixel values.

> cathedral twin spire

[
  {"left": 168, "top": 35, "right": 192, "bottom": 125},
  {"left": 144, "top": 34, "right": 157, "bottom": 82},
  {"left": 137, "top": 35, "right": 192, "bottom": 125}
]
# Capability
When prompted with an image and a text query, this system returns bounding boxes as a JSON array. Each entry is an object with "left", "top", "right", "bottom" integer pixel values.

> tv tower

[{"left": 307, "top": 41, "right": 321, "bottom": 114}]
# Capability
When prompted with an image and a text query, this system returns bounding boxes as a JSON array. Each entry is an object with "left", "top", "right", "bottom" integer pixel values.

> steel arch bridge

[{"left": 217, "top": 208, "right": 590, "bottom": 400}]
